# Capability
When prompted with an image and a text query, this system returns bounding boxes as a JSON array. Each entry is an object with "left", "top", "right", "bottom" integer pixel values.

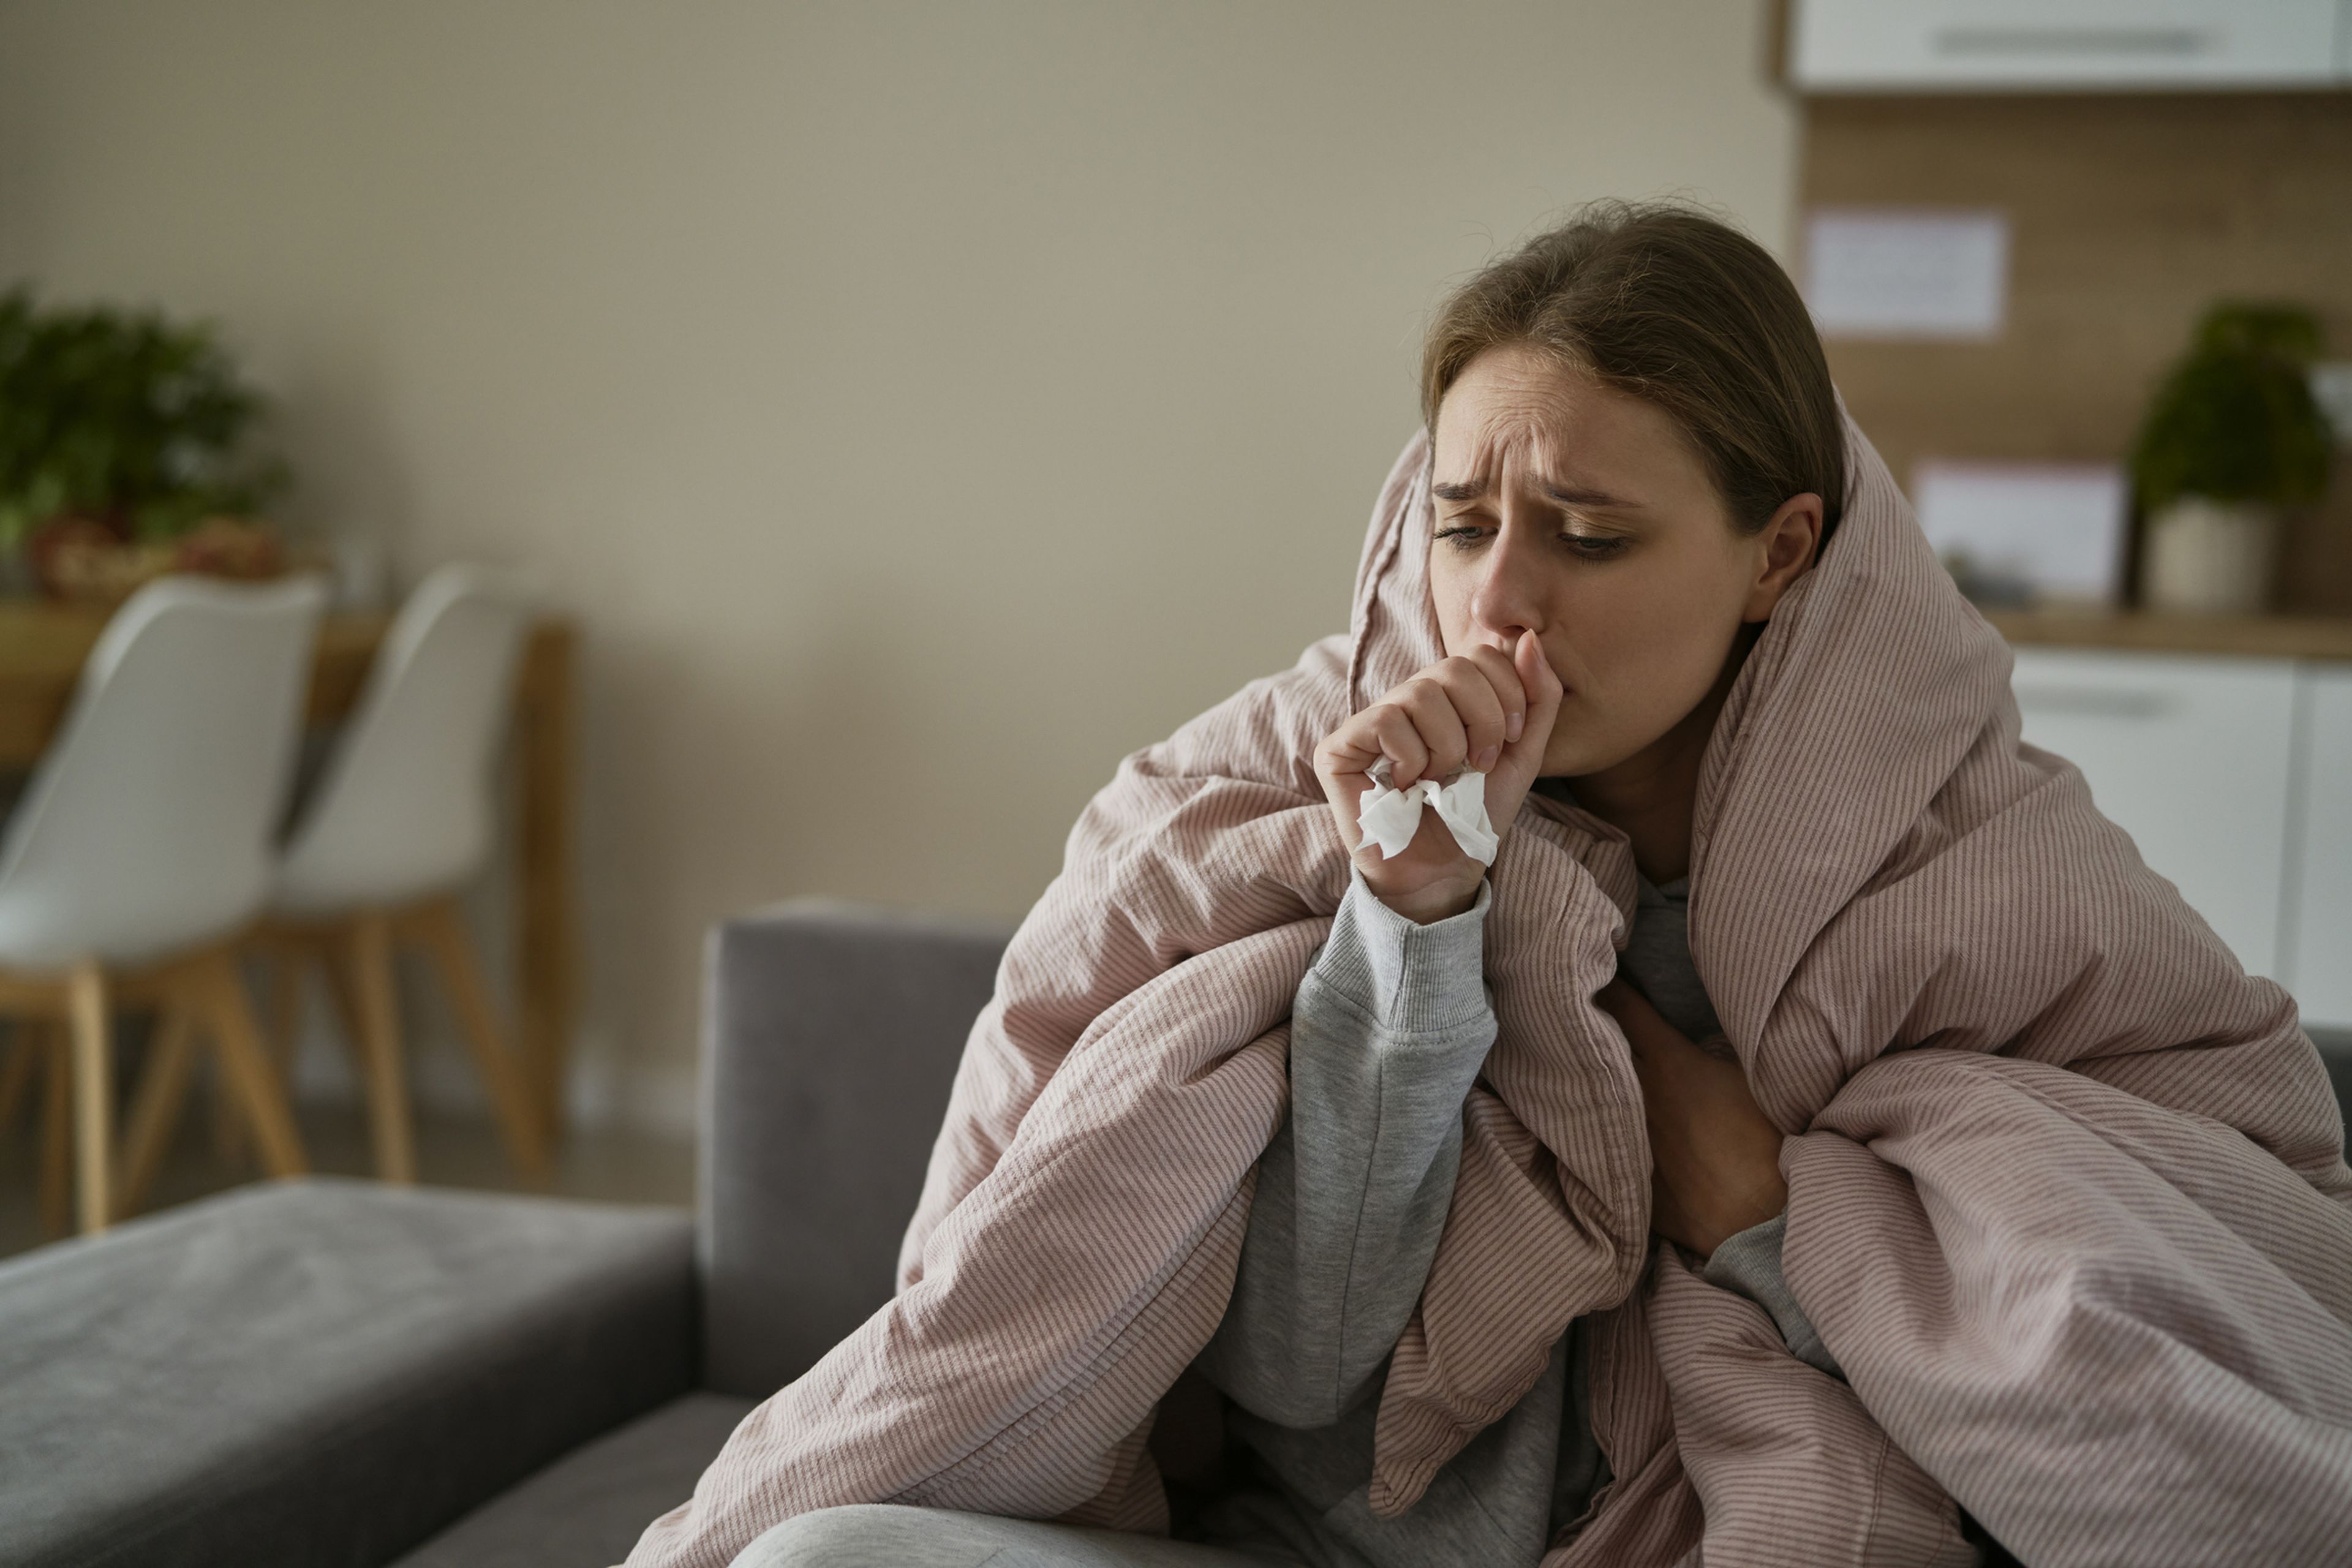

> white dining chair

[
  {"left": 0, "top": 574, "right": 327, "bottom": 1234},
  {"left": 257, "top": 564, "right": 549, "bottom": 1185}
]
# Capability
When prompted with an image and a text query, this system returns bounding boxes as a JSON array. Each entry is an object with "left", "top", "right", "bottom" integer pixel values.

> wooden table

[
  {"left": 1981, "top": 608, "right": 2352, "bottom": 662},
  {"left": 0, "top": 604, "right": 578, "bottom": 1139}
]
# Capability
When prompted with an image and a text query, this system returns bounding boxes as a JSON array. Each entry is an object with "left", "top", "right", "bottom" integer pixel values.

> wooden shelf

[
  {"left": 1981, "top": 608, "right": 2352, "bottom": 662},
  {"left": 1800, "top": 92, "right": 2352, "bottom": 617}
]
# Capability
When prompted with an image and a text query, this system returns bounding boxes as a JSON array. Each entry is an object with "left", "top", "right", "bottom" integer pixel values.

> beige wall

[{"left": 0, "top": 0, "right": 1796, "bottom": 1129}]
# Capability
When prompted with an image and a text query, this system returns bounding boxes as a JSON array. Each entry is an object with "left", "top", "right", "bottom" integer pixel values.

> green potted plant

[
  {"left": 2129, "top": 301, "right": 2334, "bottom": 616},
  {"left": 0, "top": 287, "right": 290, "bottom": 603}
]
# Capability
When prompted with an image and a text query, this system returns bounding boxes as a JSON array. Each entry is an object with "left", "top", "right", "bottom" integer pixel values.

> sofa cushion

[
  {"left": 0, "top": 1177, "right": 694, "bottom": 1568},
  {"left": 391, "top": 1391, "right": 755, "bottom": 1568},
  {"left": 701, "top": 902, "right": 1006, "bottom": 1400}
]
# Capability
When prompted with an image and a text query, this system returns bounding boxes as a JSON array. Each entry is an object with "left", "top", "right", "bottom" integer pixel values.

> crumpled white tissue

[{"left": 1356, "top": 766, "right": 1499, "bottom": 865}]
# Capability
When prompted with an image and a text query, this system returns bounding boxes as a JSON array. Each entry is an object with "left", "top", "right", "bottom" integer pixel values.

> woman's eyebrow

[{"left": 1430, "top": 475, "right": 1643, "bottom": 508}]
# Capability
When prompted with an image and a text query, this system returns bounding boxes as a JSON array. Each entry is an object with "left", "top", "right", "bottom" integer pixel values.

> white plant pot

[{"left": 2141, "top": 498, "right": 2277, "bottom": 616}]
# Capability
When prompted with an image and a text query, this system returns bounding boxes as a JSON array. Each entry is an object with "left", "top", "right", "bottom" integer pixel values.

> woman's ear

[{"left": 1741, "top": 492, "right": 1824, "bottom": 624}]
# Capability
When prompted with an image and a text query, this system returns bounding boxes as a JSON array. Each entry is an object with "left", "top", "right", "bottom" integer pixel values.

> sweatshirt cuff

[
  {"left": 1703, "top": 1213, "right": 1845, "bottom": 1379},
  {"left": 1307, "top": 870, "right": 1491, "bottom": 1036}
]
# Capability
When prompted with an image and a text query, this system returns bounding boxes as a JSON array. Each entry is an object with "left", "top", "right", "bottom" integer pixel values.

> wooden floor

[{"left": 0, "top": 1096, "right": 693, "bottom": 1262}]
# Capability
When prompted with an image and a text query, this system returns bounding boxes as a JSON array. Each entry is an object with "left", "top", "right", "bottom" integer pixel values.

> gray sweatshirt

[{"left": 1191, "top": 870, "right": 1835, "bottom": 1568}]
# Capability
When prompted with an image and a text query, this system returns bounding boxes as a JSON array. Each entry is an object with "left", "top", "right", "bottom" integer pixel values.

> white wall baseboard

[{"left": 559, "top": 1049, "right": 700, "bottom": 1140}]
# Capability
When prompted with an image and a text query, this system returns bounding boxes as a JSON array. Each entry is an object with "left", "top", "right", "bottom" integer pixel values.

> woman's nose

[{"left": 1467, "top": 528, "right": 1547, "bottom": 643}]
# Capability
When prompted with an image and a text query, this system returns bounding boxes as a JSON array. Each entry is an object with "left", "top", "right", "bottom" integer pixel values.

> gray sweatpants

[{"left": 733, "top": 1506, "right": 1294, "bottom": 1568}]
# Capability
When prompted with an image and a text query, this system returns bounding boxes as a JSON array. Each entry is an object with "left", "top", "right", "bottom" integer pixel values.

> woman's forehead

[{"left": 1433, "top": 371, "right": 1694, "bottom": 502}]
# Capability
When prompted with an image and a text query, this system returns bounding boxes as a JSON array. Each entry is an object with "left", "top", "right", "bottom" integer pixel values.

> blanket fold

[{"left": 626, "top": 408, "right": 2352, "bottom": 1568}]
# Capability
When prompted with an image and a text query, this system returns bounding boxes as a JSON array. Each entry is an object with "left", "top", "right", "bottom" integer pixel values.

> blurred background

[{"left": 0, "top": 0, "right": 2346, "bottom": 1248}]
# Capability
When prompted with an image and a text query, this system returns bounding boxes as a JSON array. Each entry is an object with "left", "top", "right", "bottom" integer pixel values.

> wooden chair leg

[
  {"left": 267, "top": 946, "right": 307, "bottom": 1080},
  {"left": 339, "top": 915, "right": 415, "bottom": 1184},
  {"left": 409, "top": 898, "right": 549, "bottom": 1180},
  {"left": 214, "top": 946, "right": 308, "bottom": 1169},
  {"left": 37, "top": 1025, "right": 70, "bottom": 1236},
  {"left": 0, "top": 1022, "right": 36, "bottom": 1129},
  {"left": 318, "top": 938, "right": 369, "bottom": 1065},
  {"left": 191, "top": 951, "right": 307, "bottom": 1179},
  {"left": 116, "top": 1005, "right": 200, "bottom": 1215},
  {"left": 66, "top": 961, "right": 113, "bottom": 1234},
  {"left": 206, "top": 1025, "right": 249, "bottom": 1167},
  {"left": 314, "top": 932, "right": 402, "bottom": 1164}
]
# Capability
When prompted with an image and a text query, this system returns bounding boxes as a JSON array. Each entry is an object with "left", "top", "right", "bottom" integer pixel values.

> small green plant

[
  {"left": 2130, "top": 302, "right": 2334, "bottom": 516},
  {"left": 0, "top": 287, "right": 287, "bottom": 548}
]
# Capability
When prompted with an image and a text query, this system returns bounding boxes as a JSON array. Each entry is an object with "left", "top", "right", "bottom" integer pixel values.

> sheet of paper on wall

[
  {"left": 1804, "top": 209, "right": 2010, "bottom": 340},
  {"left": 1912, "top": 460, "right": 2127, "bottom": 609}
]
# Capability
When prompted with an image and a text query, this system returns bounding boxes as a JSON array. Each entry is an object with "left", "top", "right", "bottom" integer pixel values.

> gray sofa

[
  {"left": 6, "top": 900, "right": 2350, "bottom": 1568},
  {"left": 0, "top": 901, "right": 1009, "bottom": 1568}
]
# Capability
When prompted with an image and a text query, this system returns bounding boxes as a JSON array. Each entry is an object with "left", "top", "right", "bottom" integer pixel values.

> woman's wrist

[
  {"left": 1321, "top": 872, "right": 1493, "bottom": 1038},
  {"left": 1366, "top": 871, "right": 1484, "bottom": 926}
]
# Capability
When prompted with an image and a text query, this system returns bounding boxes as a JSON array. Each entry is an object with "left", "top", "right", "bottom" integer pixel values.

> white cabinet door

[
  {"left": 2010, "top": 649, "right": 2297, "bottom": 976},
  {"left": 1790, "top": 0, "right": 2345, "bottom": 91},
  {"left": 2286, "top": 667, "right": 2352, "bottom": 1028}
]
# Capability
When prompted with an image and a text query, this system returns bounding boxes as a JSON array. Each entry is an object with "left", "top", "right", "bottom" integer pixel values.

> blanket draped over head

[{"left": 628, "top": 410, "right": 2352, "bottom": 1568}]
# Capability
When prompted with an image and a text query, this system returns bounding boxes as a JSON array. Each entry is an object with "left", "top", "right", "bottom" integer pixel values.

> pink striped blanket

[{"left": 627, "top": 412, "right": 2352, "bottom": 1568}]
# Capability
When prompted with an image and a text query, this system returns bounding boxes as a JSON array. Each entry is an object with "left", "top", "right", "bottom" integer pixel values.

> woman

[
  {"left": 1186, "top": 210, "right": 1845, "bottom": 1568},
  {"left": 630, "top": 206, "right": 2352, "bottom": 1568}
]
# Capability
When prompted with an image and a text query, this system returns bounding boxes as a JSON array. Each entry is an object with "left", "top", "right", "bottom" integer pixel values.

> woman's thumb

[{"left": 1515, "top": 631, "right": 1562, "bottom": 725}]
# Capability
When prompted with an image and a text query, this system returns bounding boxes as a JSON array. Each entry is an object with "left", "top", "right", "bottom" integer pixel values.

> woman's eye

[{"left": 1432, "top": 524, "right": 1625, "bottom": 559}]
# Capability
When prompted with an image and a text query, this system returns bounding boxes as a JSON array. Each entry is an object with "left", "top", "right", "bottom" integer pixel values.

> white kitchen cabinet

[
  {"left": 1790, "top": 0, "right": 2348, "bottom": 92},
  {"left": 2286, "top": 668, "right": 2352, "bottom": 1028},
  {"left": 2009, "top": 648, "right": 2298, "bottom": 977}
]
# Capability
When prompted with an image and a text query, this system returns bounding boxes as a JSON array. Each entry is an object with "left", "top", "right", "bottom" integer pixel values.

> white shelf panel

[
  {"left": 2010, "top": 647, "right": 2297, "bottom": 978},
  {"left": 1791, "top": 0, "right": 2346, "bottom": 92}
]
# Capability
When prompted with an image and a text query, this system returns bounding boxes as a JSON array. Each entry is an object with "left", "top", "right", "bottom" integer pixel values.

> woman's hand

[
  {"left": 1314, "top": 631, "right": 1564, "bottom": 924},
  {"left": 1597, "top": 979, "right": 1787, "bottom": 1258}
]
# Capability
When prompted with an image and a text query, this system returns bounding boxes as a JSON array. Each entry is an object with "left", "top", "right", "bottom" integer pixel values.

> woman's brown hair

[{"left": 1421, "top": 202, "right": 1845, "bottom": 542}]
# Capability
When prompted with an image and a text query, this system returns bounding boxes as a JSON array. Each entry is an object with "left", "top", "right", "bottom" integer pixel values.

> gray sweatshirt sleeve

[
  {"left": 1704, "top": 1213, "right": 1845, "bottom": 1379},
  {"left": 1196, "top": 871, "right": 1496, "bottom": 1429}
]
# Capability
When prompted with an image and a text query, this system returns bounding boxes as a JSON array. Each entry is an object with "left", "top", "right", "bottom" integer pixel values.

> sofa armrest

[
  {"left": 0, "top": 1178, "right": 693, "bottom": 1568},
  {"left": 699, "top": 899, "right": 1009, "bottom": 1400}
]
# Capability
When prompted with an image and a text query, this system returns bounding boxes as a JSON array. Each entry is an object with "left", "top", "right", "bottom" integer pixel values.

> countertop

[{"left": 1981, "top": 608, "right": 2352, "bottom": 662}]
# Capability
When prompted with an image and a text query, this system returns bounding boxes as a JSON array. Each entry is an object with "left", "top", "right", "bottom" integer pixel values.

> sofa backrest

[
  {"left": 695, "top": 902, "right": 2352, "bottom": 1403},
  {"left": 699, "top": 900, "right": 1010, "bottom": 1399}
]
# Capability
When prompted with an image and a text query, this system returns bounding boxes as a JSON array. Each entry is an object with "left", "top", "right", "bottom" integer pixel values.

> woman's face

[{"left": 1427, "top": 343, "right": 1821, "bottom": 780}]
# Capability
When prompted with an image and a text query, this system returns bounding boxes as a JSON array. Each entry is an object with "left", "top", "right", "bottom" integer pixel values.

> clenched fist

[{"left": 1313, "top": 630, "right": 1564, "bottom": 924}]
